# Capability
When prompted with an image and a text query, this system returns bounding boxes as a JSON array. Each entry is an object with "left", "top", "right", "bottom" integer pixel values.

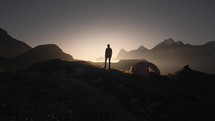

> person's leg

[
  {"left": 108, "top": 57, "right": 111, "bottom": 69},
  {"left": 104, "top": 57, "right": 107, "bottom": 69}
]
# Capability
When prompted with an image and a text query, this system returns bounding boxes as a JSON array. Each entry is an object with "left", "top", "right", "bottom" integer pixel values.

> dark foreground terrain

[{"left": 0, "top": 59, "right": 215, "bottom": 121}]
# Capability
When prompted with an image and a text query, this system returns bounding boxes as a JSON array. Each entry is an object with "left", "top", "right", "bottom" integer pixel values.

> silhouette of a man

[{"left": 104, "top": 44, "right": 112, "bottom": 70}]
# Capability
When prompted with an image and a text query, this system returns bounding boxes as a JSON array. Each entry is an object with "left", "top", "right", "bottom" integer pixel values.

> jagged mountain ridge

[
  {"left": 117, "top": 38, "right": 215, "bottom": 59},
  {"left": 117, "top": 45, "right": 149, "bottom": 59},
  {"left": 151, "top": 38, "right": 185, "bottom": 51},
  {"left": 0, "top": 28, "right": 32, "bottom": 58},
  {"left": 116, "top": 38, "right": 215, "bottom": 74}
]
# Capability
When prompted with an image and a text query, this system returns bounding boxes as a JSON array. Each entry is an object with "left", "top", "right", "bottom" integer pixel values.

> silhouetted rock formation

[
  {"left": 14, "top": 44, "right": 73, "bottom": 70},
  {"left": 0, "top": 27, "right": 32, "bottom": 58}
]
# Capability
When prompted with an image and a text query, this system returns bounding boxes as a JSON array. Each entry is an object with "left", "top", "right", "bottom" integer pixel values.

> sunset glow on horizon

[
  {"left": 59, "top": 22, "right": 154, "bottom": 61},
  {"left": 1, "top": 0, "right": 215, "bottom": 61}
]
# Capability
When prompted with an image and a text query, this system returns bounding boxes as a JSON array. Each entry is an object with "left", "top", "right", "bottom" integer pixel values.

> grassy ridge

[{"left": 1, "top": 59, "right": 215, "bottom": 121}]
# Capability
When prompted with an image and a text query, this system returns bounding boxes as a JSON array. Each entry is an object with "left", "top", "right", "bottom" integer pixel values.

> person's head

[{"left": 107, "top": 44, "right": 110, "bottom": 48}]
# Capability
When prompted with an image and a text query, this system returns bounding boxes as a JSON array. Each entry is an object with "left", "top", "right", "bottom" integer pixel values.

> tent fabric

[{"left": 131, "top": 61, "right": 160, "bottom": 78}]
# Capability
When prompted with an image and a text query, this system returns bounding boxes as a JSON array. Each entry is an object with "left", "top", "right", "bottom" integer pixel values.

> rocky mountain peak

[
  {"left": 152, "top": 38, "right": 184, "bottom": 50},
  {"left": 119, "top": 48, "right": 127, "bottom": 53},
  {"left": 163, "top": 38, "right": 175, "bottom": 45},
  {"left": 137, "top": 45, "right": 148, "bottom": 51}
]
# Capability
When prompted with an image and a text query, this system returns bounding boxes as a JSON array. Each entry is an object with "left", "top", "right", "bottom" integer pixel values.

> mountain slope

[
  {"left": 14, "top": 44, "right": 73, "bottom": 69},
  {"left": 0, "top": 28, "right": 32, "bottom": 58}
]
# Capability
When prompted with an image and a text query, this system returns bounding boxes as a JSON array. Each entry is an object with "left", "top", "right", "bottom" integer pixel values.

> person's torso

[{"left": 105, "top": 48, "right": 112, "bottom": 56}]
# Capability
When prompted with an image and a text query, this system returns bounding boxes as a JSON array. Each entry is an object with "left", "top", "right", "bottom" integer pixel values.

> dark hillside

[
  {"left": 0, "top": 70, "right": 140, "bottom": 121},
  {"left": 0, "top": 57, "right": 15, "bottom": 72},
  {"left": 1, "top": 59, "right": 215, "bottom": 121}
]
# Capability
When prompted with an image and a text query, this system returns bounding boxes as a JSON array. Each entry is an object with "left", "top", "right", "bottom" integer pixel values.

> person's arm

[{"left": 105, "top": 48, "right": 107, "bottom": 57}]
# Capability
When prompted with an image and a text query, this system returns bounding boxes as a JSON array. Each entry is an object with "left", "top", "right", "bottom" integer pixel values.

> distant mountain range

[
  {"left": 1, "top": 27, "right": 214, "bottom": 74},
  {"left": 115, "top": 38, "right": 215, "bottom": 74},
  {"left": 117, "top": 38, "right": 215, "bottom": 60},
  {"left": 0, "top": 27, "right": 73, "bottom": 70}
]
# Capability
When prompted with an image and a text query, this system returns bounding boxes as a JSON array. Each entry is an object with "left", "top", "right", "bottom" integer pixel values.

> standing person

[{"left": 104, "top": 44, "right": 112, "bottom": 70}]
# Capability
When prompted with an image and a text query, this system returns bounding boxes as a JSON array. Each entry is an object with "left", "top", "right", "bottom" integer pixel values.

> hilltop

[
  {"left": 14, "top": 44, "right": 73, "bottom": 70},
  {"left": 1, "top": 59, "right": 215, "bottom": 121},
  {"left": 0, "top": 27, "right": 74, "bottom": 71}
]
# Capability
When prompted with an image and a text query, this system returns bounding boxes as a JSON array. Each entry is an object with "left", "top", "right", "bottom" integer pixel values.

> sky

[{"left": 1, "top": 0, "right": 215, "bottom": 61}]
